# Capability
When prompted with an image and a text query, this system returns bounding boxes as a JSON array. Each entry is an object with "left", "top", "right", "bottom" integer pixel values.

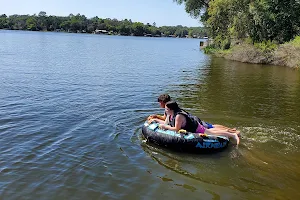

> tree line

[
  {"left": 174, "top": 0, "right": 300, "bottom": 48},
  {"left": 0, "top": 11, "right": 208, "bottom": 38}
]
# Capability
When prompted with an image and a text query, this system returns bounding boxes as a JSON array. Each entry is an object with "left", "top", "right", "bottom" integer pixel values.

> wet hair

[
  {"left": 165, "top": 101, "right": 181, "bottom": 112},
  {"left": 157, "top": 94, "right": 171, "bottom": 103}
]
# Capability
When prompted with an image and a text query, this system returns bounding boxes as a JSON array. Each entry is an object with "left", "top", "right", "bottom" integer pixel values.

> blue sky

[{"left": 0, "top": 0, "right": 201, "bottom": 27}]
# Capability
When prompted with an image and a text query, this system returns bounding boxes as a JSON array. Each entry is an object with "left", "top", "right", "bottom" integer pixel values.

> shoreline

[
  {"left": 0, "top": 13, "right": 208, "bottom": 39},
  {"left": 0, "top": 29, "right": 207, "bottom": 39},
  {"left": 203, "top": 38, "right": 300, "bottom": 69}
]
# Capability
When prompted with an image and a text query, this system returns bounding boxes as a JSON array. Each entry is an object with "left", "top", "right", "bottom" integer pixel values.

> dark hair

[
  {"left": 157, "top": 94, "right": 171, "bottom": 103},
  {"left": 165, "top": 101, "right": 181, "bottom": 112}
]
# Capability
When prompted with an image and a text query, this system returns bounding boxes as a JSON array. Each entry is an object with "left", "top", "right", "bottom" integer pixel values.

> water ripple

[{"left": 1, "top": 31, "right": 300, "bottom": 200}]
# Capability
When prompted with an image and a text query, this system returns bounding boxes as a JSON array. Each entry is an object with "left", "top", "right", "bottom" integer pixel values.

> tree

[
  {"left": 60, "top": 20, "right": 70, "bottom": 31},
  {"left": 26, "top": 17, "right": 37, "bottom": 30},
  {"left": 173, "top": 0, "right": 211, "bottom": 21},
  {"left": 0, "top": 14, "right": 8, "bottom": 28},
  {"left": 38, "top": 11, "right": 47, "bottom": 17},
  {"left": 0, "top": 12, "right": 209, "bottom": 38},
  {"left": 37, "top": 11, "right": 47, "bottom": 30},
  {"left": 132, "top": 22, "right": 145, "bottom": 36},
  {"left": 117, "top": 24, "right": 131, "bottom": 35},
  {"left": 149, "top": 26, "right": 161, "bottom": 36},
  {"left": 174, "top": 0, "right": 300, "bottom": 44}
]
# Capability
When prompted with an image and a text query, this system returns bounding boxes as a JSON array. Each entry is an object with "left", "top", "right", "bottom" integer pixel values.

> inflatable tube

[{"left": 142, "top": 121, "right": 229, "bottom": 153}]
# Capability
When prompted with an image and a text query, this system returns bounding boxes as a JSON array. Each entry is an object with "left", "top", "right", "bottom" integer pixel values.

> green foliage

[
  {"left": 26, "top": 17, "right": 37, "bottom": 31},
  {"left": 289, "top": 36, "right": 300, "bottom": 47},
  {"left": 132, "top": 22, "right": 144, "bottom": 36},
  {"left": 245, "top": 37, "right": 253, "bottom": 45},
  {"left": 38, "top": 11, "right": 47, "bottom": 17},
  {"left": 174, "top": 0, "right": 210, "bottom": 20},
  {"left": 207, "top": 0, "right": 231, "bottom": 37},
  {"left": 203, "top": 45, "right": 217, "bottom": 54},
  {"left": 175, "top": 0, "right": 300, "bottom": 45},
  {"left": 212, "top": 35, "right": 231, "bottom": 50},
  {"left": 0, "top": 12, "right": 207, "bottom": 38},
  {"left": 0, "top": 14, "right": 8, "bottom": 29},
  {"left": 254, "top": 40, "right": 277, "bottom": 54}
]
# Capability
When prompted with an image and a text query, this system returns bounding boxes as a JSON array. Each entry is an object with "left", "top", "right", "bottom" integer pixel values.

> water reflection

[
  {"left": 145, "top": 57, "right": 300, "bottom": 199},
  {"left": 181, "top": 58, "right": 300, "bottom": 125}
]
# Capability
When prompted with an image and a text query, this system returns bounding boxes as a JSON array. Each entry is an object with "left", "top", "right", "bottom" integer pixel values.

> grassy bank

[{"left": 204, "top": 37, "right": 300, "bottom": 69}]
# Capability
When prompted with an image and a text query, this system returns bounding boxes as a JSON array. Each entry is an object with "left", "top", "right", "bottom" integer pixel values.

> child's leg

[
  {"left": 204, "top": 128, "right": 240, "bottom": 145},
  {"left": 212, "top": 125, "right": 240, "bottom": 137}
]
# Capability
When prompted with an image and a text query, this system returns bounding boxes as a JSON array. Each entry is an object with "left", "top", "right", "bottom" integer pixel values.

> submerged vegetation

[
  {"left": 174, "top": 0, "right": 300, "bottom": 68},
  {"left": 0, "top": 12, "right": 207, "bottom": 38}
]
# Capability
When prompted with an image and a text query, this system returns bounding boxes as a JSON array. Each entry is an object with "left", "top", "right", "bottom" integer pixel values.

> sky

[{"left": 0, "top": 0, "right": 201, "bottom": 27}]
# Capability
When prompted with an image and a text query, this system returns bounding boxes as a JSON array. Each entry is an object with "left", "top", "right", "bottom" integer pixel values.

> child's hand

[
  {"left": 148, "top": 118, "right": 156, "bottom": 124},
  {"left": 159, "top": 124, "right": 167, "bottom": 130},
  {"left": 147, "top": 115, "right": 157, "bottom": 121}
]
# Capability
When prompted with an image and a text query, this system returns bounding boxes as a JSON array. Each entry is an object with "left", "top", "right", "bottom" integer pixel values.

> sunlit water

[{"left": 1, "top": 30, "right": 300, "bottom": 199}]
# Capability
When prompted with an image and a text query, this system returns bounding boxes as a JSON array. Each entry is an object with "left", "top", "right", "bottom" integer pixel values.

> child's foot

[
  {"left": 228, "top": 129, "right": 241, "bottom": 138},
  {"left": 227, "top": 128, "right": 237, "bottom": 132},
  {"left": 235, "top": 130, "right": 241, "bottom": 138},
  {"left": 234, "top": 133, "right": 240, "bottom": 145}
]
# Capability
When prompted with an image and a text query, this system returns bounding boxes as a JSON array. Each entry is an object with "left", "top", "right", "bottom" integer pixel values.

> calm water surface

[{"left": 1, "top": 30, "right": 300, "bottom": 200}]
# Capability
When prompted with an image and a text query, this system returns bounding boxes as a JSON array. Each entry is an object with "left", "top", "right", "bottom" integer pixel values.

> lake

[{"left": 1, "top": 30, "right": 300, "bottom": 200}]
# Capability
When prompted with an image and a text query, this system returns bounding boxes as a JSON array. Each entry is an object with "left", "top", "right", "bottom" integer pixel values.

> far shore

[
  {"left": 0, "top": 28, "right": 208, "bottom": 39},
  {"left": 0, "top": 13, "right": 208, "bottom": 40}
]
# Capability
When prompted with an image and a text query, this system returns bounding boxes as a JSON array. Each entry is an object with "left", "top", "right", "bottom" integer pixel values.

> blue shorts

[{"left": 206, "top": 123, "right": 214, "bottom": 129}]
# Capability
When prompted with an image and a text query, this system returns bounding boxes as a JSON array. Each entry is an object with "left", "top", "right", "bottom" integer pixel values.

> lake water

[{"left": 1, "top": 30, "right": 300, "bottom": 200}]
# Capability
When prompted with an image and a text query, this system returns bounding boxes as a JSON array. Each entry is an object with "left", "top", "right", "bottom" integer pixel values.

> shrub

[
  {"left": 254, "top": 40, "right": 277, "bottom": 54},
  {"left": 203, "top": 45, "right": 217, "bottom": 54},
  {"left": 289, "top": 36, "right": 300, "bottom": 47}
]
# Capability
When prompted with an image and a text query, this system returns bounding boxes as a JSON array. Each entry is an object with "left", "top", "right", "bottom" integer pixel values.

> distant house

[{"left": 95, "top": 29, "right": 109, "bottom": 34}]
